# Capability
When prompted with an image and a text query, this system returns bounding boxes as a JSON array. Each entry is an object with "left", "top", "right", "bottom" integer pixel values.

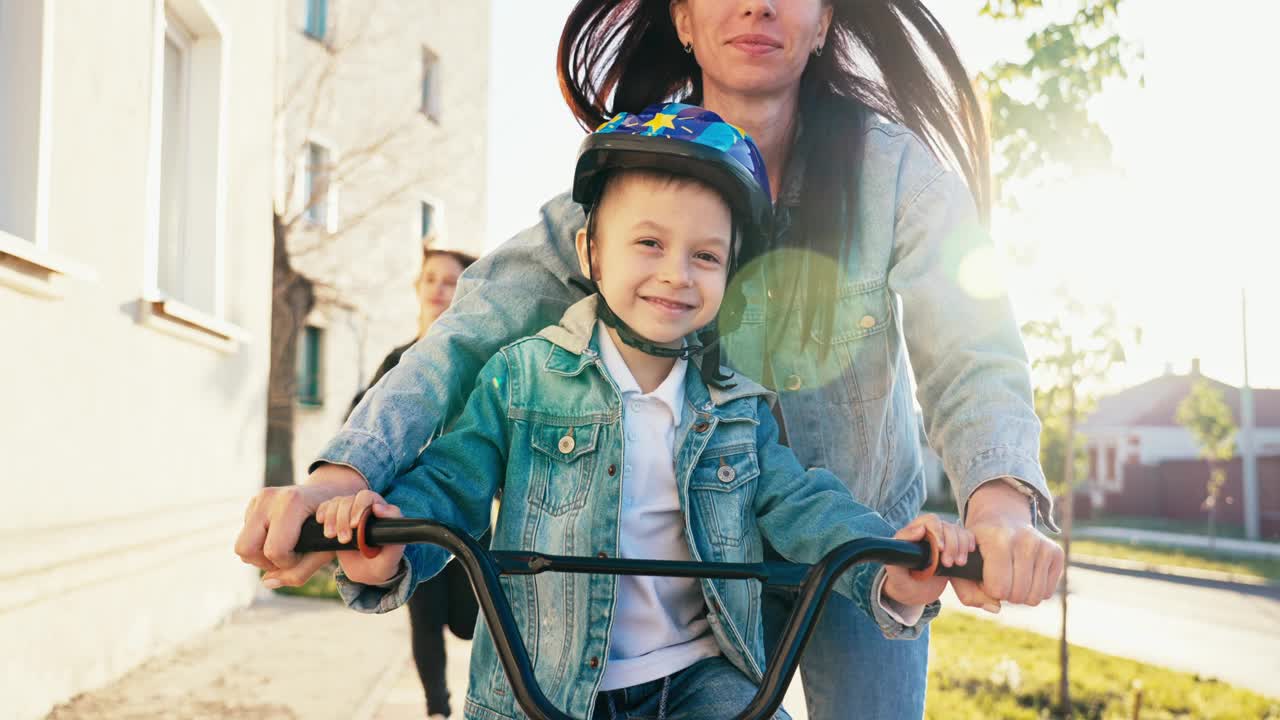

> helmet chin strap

[{"left": 595, "top": 297, "right": 708, "bottom": 360}]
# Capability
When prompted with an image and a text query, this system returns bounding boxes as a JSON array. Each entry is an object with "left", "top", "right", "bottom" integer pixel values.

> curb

[{"left": 1069, "top": 553, "right": 1278, "bottom": 588}]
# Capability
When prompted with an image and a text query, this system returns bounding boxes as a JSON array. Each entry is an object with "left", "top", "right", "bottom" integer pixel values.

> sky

[{"left": 487, "top": 1, "right": 1280, "bottom": 391}]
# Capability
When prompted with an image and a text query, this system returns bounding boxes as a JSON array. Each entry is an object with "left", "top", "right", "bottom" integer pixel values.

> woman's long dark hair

[{"left": 558, "top": 0, "right": 989, "bottom": 347}]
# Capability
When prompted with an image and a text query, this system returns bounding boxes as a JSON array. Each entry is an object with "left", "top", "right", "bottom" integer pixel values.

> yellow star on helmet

[{"left": 641, "top": 112, "right": 677, "bottom": 134}]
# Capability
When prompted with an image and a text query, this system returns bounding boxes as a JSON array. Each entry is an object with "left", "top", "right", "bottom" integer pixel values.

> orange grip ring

[
  {"left": 356, "top": 512, "right": 381, "bottom": 559},
  {"left": 909, "top": 526, "right": 942, "bottom": 580}
]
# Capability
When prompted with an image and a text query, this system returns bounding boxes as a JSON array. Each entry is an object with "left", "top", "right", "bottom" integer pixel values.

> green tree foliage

[
  {"left": 1033, "top": 382, "right": 1093, "bottom": 499},
  {"left": 1176, "top": 380, "right": 1238, "bottom": 544},
  {"left": 1176, "top": 379, "right": 1238, "bottom": 464},
  {"left": 1022, "top": 301, "right": 1137, "bottom": 497},
  {"left": 978, "top": 0, "right": 1141, "bottom": 207}
]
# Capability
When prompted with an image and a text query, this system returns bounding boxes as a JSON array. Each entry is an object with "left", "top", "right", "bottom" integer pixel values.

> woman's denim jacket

[
  {"left": 338, "top": 296, "right": 939, "bottom": 720},
  {"left": 320, "top": 119, "right": 1055, "bottom": 546}
]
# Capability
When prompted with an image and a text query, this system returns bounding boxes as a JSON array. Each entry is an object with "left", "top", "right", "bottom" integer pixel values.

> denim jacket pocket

[
  {"left": 812, "top": 279, "right": 893, "bottom": 404},
  {"left": 690, "top": 448, "right": 760, "bottom": 548},
  {"left": 529, "top": 421, "right": 603, "bottom": 516}
]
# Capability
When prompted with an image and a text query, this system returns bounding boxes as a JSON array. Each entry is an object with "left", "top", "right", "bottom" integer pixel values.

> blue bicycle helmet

[{"left": 574, "top": 102, "right": 772, "bottom": 249}]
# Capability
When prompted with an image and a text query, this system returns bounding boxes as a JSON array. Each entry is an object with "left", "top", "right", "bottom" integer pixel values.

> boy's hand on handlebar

[
  {"left": 316, "top": 489, "right": 407, "bottom": 586},
  {"left": 882, "top": 514, "right": 975, "bottom": 607}
]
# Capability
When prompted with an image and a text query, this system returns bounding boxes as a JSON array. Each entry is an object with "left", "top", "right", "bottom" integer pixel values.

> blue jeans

[
  {"left": 763, "top": 585, "right": 929, "bottom": 720},
  {"left": 592, "top": 657, "right": 791, "bottom": 720}
]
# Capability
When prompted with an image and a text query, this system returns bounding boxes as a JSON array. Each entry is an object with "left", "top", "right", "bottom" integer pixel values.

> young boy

[{"left": 317, "top": 104, "right": 974, "bottom": 720}]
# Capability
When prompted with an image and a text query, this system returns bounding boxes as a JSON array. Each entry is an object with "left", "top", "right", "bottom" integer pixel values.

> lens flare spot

[{"left": 957, "top": 245, "right": 1008, "bottom": 300}]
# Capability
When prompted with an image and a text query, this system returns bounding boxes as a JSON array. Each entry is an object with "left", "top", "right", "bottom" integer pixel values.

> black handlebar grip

[
  {"left": 910, "top": 527, "right": 986, "bottom": 583},
  {"left": 294, "top": 517, "right": 358, "bottom": 554},
  {"left": 930, "top": 549, "right": 984, "bottom": 582}
]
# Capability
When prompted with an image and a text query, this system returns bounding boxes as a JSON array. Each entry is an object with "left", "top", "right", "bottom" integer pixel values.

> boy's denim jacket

[
  {"left": 338, "top": 296, "right": 940, "bottom": 720},
  {"left": 320, "top": 121, "right": 1055, "bottom": 538}
]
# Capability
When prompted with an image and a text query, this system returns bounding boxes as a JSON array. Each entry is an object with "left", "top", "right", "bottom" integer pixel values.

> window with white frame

[
  {"left": 421, "top": 48, "right": 441, "bottom": 121},
  {"left": 304, "top": 141, "right": 335, "bottom": 230},
  {"left": 150, "top": 2, "right": 224, "bottom": 317},
  {"left": 0, "top": 0, "right": 49, "bottom": 247},
  {"left": 304, "top": 0, "right": 329, "bottom": 43}
]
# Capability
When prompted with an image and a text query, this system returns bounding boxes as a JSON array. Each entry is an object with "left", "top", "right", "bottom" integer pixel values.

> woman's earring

[
  {"left": 683, "top": 41, "right": 693, "bottom": 54},
  {"left": 813, "top": 45, "right": 823, "bottom": 57}
]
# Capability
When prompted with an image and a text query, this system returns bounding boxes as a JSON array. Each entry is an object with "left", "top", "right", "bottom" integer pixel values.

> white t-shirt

[{"left": 595, "top": 323, "right": 721, "bottom": 691}]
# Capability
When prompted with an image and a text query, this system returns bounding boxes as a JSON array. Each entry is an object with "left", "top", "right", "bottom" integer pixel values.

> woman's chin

[{"left": 708, "top": 68, "right": 798, "bottom": 98}]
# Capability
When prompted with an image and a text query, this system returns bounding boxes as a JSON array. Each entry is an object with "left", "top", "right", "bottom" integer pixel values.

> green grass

[
  {"left": 927, "top": 612, "right": 1280, "bottom": 719},
  {"left": 267, "top": 563, "right": 342, "bottom": 600},
  {"left": 1067, "top": 539, "right": 1280, "bottom": 582}
]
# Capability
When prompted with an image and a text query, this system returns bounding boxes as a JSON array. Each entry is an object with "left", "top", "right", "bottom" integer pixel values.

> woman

[
  {"left": 239, "top": 2, "right": 1064, "bottom": 717},
  {"left": 349, "top": 245, "right": 480, "bottom": 720}
]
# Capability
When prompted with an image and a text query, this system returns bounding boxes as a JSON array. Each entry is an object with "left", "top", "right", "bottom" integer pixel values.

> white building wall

[
  {"left": 1133, "top": 426, "right": 1202, "bottom": 464},
  {"left": 1249, "top": 428, "right": 1280, "bottom": 456},
  {"left": 279, "top": 0, "right": 491, "bottom": 479},
  {"left": 1, "top": 1, "right": 277, "bottom": 717}
]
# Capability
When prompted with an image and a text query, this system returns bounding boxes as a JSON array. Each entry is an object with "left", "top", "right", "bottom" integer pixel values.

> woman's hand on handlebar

[
  {"left": 316, "top": 489, "right": 407, "bottom": 586},
  {"left": 881, "top": 513, "right": 975, "bottom": 608},
  {"left": 953, "top": 480, "right": 1063, "bottom": 612}
]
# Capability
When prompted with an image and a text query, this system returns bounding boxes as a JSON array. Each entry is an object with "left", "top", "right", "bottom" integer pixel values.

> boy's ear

[{"left": 574, "top": 227, "right": 594, "bottom": 281}]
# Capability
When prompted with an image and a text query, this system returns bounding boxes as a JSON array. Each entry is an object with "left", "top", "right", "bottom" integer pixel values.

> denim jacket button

[
  {"left": 589, "top": 656, "right": 600, "bottom": 668},
  {"left": 557, "top": 435, "right": 575, "bottom": 454},
  {"left": 607, "top": 464, "right": 617, "bottom": 476},
  {"left": 859, "top": 314, "right": 877, "bottom": 329},
  {"left": 693, "top": 420, "right": 710, "bottom": 433},
  {"left": 784, "top": 374, "right": 803, "bottom": 391},
  {"left": 717, "top": 465, "right": 736, "bottom": 483}
]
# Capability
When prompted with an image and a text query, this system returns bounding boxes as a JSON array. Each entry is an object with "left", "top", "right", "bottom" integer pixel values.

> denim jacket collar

[{"left": 537, "top": 295, "right": 773, "bottom": 412}]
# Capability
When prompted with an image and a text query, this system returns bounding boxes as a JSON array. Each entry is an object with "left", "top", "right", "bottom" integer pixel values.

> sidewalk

[
  {"left": 45, "top": 590, "right": 412, "bottom": 720},
  {"left": 371, "top": 634, "right": 471, "bottom": 720},
  {"left": 45, "top": 588, "right": 811, "bottom": 720},
  {"left": 1073, "top": 525, "right": 1280, "bottom": 558}
]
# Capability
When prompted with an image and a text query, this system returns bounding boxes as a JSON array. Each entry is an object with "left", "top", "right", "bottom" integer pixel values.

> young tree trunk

[
  {"left": 265, "top": 212, "right": 315, "bottom": 487},
  {"left": 1058, "top": 370, "right": 1077, "bottom": 717},
  {"left": 1206, "top": 464, "right": 1222, "bottom": 550}
]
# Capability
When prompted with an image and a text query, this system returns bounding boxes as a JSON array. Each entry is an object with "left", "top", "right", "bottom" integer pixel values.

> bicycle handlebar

[{"left": 295, "top": 517, "right": 982, "bottom": 720}]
